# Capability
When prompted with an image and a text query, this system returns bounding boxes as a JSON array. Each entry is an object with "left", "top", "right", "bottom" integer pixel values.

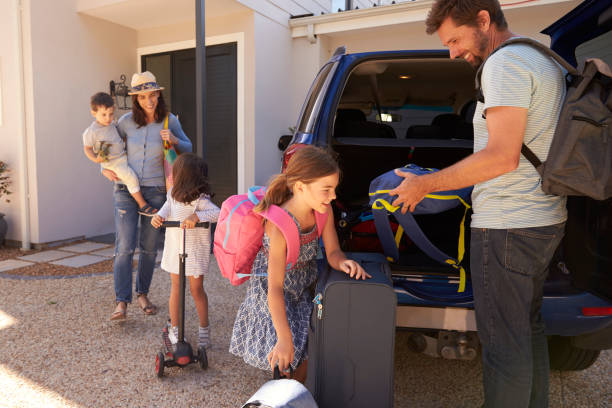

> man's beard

[{"left": 469, "top": 29, "right": 489, "bottom": 68}]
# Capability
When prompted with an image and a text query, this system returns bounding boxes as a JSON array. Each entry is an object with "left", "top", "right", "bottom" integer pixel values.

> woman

[{"left": 103, "top": 71, "right": 192, "bottom": 320}]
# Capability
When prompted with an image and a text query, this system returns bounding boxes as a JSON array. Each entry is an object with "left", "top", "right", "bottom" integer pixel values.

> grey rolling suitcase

[{"left": 306, "top": 253, "right": 396, "bottom": 408}]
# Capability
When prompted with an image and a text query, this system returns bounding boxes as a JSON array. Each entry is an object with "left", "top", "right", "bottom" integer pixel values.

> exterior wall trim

[
  {"left": 290, "top": 0, "right": 578, "bottom": 38},
  {"left": 136, "top": 32, "right": 246, "bottom": 194},
  {"left": 290, "top": 0, "right": 434, "bottom": 37}
]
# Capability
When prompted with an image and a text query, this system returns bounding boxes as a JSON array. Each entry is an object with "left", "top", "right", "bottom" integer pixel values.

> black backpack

[{"left": 476, "top": 37, "right": 612, "bottom": 200}]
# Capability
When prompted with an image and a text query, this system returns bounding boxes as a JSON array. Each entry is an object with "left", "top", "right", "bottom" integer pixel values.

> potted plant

[{"left": 0, "top": 161, "right": 12, "bottom": 245}]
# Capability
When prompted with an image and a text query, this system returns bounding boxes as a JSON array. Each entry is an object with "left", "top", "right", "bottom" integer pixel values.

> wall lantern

[{"left": 109, "top": 74, "right": 130, "bottom": 110}]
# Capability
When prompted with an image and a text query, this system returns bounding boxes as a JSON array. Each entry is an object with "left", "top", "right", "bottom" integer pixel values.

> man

[{"left": 390, "top": 1, "right": 567, "bottom": 406}]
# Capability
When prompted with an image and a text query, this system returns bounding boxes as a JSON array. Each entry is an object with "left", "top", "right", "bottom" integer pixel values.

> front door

[{"left": 142, "top": 42, "right": 238, "bottom": 206}]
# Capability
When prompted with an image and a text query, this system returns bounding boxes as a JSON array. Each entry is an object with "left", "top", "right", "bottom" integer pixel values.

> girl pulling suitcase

[{"left": 229, "top": 146, "right": 370, "bottom": 383}]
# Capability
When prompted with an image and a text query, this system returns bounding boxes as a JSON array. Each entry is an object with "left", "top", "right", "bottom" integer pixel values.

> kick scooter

[{"left": 155, "top": 221, "right": 210, "bottom": 377}]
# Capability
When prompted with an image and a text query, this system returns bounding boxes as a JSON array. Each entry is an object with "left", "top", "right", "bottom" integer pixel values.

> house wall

[
  {"left": 136, "top": 11, "right": 257, "bottom": 48},
  {"left": 253, "top": 12, "right": 294, "bottom": 185},
  {"left": 24, "top": 0, "right": 137, "bottom": 243},
  {"left": 137, "top": 22, "right": 196, "bottom": 48},
  {"left": 0, "top": 1, "right": 26, "bottom": 242},
  {"left": 290, "top": 36, "right": 333, "bottom": 129}
]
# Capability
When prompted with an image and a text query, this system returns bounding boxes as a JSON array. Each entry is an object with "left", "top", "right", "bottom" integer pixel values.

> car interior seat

[
  {"left": 405, "top": 112, "right": 452, "bottom": 139},
  {"left": 405, "top": 109, "right": 475, "bottom": 140},
  {"left": 432, "top": 113, "right": 467, "bottom": 139},
  {"left": 334, "top": 108, "right": 396, "bottom": 139},
  {"left": 460, "top": 100, "right": 477, "bottom": 123},
  {"left": 456, "top": 100, "right": 476, "bottom": 139},
  {"left": 405, "top": 124, "right": 443, "bottom": 139}
]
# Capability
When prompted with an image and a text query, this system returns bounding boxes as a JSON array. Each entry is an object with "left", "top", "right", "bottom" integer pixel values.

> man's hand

[
  {"left": 101, "top": 168, "right": 119, "bottom": 181},
  {"left": 389, "top": 169, "right": 428, "bottom": 214},
  {"left": 181, "top": 213, "right": 199, "bottom": 229}
]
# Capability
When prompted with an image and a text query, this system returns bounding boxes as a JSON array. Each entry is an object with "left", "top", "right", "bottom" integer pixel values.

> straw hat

[{"left": 128, "top": 71, "right": 165, "bottom": 95}]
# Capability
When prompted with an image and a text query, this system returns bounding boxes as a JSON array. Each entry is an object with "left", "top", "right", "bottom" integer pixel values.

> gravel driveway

[{"left": 0, "top": 258, "right": 609, "bottom": 407}]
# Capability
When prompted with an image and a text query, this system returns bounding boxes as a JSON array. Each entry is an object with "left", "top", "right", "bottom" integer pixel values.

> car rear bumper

[
  {"left": 396, "top": 305, "right": 477, "bottom": 331},
  {"left": 334, "top": 253, "right": 612, "bottom": 349},
  {"left": 541, "top": 292, "right": 612, "bottom": 339},
  {"left": 394, "top": 291, "right": 611, "bottom": 345}
]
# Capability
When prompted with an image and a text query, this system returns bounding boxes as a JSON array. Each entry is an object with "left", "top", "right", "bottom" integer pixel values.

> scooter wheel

[
  {"left": 197, "top": 346, "right": 208, "bottom": 370},
  {"left": 155, "top": 352, "right": 165, "bottom": 377}
]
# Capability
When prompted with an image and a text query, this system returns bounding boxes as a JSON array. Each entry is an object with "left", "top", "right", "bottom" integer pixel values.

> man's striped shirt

[{"left": 471, "top": 40, "right": 567, "bottom": 229}]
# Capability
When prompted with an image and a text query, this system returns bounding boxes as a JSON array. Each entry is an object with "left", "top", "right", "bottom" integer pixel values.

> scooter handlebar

[{"left": 160, "top": 221, "right": 210, "bottom": 228}]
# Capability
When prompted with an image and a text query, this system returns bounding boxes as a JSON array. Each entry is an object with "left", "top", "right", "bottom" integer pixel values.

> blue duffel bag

[{"left": 368, "top": 164, "right": 473, "bottom": 292}]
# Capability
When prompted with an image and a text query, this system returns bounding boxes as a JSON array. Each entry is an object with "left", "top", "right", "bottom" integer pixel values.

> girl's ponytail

[
  {"left": 255, "top": 146, "right": 339, "bottom": 213},
  {"left": 255, "top": 173, "right": 292, "bottom": 213}
]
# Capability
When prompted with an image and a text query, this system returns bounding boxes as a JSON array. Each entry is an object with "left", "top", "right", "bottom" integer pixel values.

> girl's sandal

[
  {"left": 137, "top": 294, "right": 158, "bottom": 315},
  {"left": 110, "top": 301, "right": 127, "bottom": 321},
  {"left": 138, "top": 204, "right": 158, "bottom": 217}
]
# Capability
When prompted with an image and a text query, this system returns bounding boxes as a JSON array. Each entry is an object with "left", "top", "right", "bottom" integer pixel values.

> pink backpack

[{"left": 214, "top": 186, "right": 328, "bottom": 286}]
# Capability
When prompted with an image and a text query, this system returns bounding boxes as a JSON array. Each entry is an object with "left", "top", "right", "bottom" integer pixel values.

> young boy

[{"left": 83, "top": 92, "right": 157, "bottom": 216}]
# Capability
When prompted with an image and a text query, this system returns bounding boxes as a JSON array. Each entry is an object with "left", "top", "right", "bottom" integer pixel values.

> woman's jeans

[
  {"left": 113, "top": 184, "right": 166, "bottom": 303},
  {"left": 470, "top": 223, "right": 565, "bottom": 408}
]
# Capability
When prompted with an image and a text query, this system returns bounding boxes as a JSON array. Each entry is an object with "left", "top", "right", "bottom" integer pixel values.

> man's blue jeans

[
  {"left": 113, "top": 184, "right": 166, "bottom": 303},
  {"left": 470, "top": 223, "right": 565, "bottom": 408}
]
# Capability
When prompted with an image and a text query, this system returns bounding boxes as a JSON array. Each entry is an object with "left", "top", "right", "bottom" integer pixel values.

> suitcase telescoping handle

[{"left": 160, "top": 221, "right": 210, "bottom": 228}]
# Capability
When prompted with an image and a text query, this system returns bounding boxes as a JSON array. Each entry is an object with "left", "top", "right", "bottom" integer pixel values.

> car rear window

[{"left": 333, "top": 58, "right": 476, "bottom": 142}]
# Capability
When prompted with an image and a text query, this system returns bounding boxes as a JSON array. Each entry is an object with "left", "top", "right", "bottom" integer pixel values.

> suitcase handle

[{"left": 273, "top": 365, "right": 294, "bottom": 380}]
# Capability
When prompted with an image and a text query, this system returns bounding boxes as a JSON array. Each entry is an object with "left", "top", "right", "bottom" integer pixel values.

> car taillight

[
  {"left": 582, "top": 307, "right": 612, "bottom": 316},
  {"left": 282, "top": 143, "right": 308, "bottom": 172}
]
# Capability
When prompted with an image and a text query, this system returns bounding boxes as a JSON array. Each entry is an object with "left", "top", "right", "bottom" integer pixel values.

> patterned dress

[{"left": 229, "top": 211, "right": 320, "bottom": 371}]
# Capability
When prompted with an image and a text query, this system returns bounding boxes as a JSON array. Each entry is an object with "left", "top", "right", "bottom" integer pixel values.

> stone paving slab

[
  {"left": 90, "top": 247, "right": 115, "bottom": 258},
  {"left": 0, "top": 259, "right": 34, "bottom": 272},
  {"left": 60, "top": 242, "right": 110, "bottom": 253},
  {"left": 50, "top": 254, "right": 108, "bottom": 268},
  {"left": 17, "top": 250, "right": 74, "bottom": 263}
]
